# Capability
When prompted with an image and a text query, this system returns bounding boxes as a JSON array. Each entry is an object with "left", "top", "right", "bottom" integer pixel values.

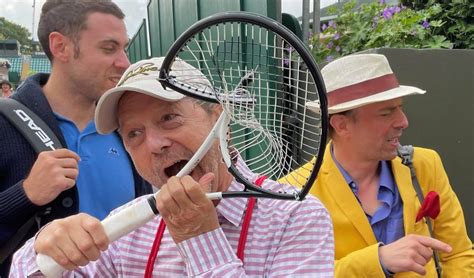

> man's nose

[
  {"left": 394, "top": 109, "right": 409, "bottom": 130},
  {"left": 146, "top": 129, "right": 171, "bottom": 154},
  {"left": 115, "top": 50, "right": 131, "bottom": 70}
]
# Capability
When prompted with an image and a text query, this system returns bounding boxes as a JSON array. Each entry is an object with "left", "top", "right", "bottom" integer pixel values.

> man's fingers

[
  {"left": 418, "top": 236, "right": 452, "bottom": 253},
  {"left": 49, "top": 248, "right": 78, "bottom": 271},
  {"left": 57, "top": 157, "right": 80, "bottom": 169},
  {"left": 84, "top": 217, "right": 109, "bottom": 252},
  {"left": 167, "top": 176, "right": 193, "bottom": 210},
  {"left": 156, "top": 181, "right": 180, "bottom": 217},
  {"left": 47, "top": 225, "right": 87, "bottom": 269},
  {"left": 411, "top": 250, "right": 430, "bottom": 267},
  {"left": 36, "top": 224, "right": 78, "bottom": 270},
  {"left": 62, "top": 168, "right": 79, "bottom": 181},
  {"left": 65, "top": 219, "right": 104, "bottom": 263},
  {"left": 410, "top": 262, "right": 427, "bottom": 276},
  {"left": 417, "top": 245, "right": 434, "bottom": 262},
  {"left": 198, "top": 173, "right": 215, "bottom": 190},
  {"left": 51, "top": 148, "right": 81, "bottom": 161},
  {"left": 181, "top": 174, "right": 215, "bottom": 204}
]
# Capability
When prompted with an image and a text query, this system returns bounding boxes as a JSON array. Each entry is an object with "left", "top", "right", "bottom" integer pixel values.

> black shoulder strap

[
  {"left": 0, "top": 98, "right": 62, "bottom": 152},
  {"left": 396, "top": 144, "right": 426, "bottom": 203},
  {"left": 0, "top": 98, "right": 63, "bottom": 264},
  {"left": 397, "top": 144, "right": 442, "bottom": 278}
]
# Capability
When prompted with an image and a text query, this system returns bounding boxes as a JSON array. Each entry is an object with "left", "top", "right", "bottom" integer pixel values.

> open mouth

[{"left": 164, "top": 160, "right": 190, "bottom": 178}]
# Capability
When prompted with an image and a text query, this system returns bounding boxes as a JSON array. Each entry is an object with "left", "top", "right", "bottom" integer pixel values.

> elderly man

[
  {"left": 10, "top": 57, "right": 334, "bottom": 277},
  {"left": 284, "top": 54, "right": 473, "bottom": 277}
]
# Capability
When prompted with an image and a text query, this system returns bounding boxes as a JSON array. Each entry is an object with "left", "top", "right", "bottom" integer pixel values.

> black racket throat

[{"left": 227, "top": 164, "right": 301, "bottom": 200}]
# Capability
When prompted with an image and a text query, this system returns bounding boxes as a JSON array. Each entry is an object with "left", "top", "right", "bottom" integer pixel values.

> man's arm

[
  {"left": 174, "top": 195, "right": 334, "bottom": 277},
  {"left": 159, "top": 175, "right": 334, "bottom": 276},
  {"left": 415, "top": 148, "right": 474, "bottom": 276},
  {"left": 0, "top": 149, "right": 79, "bottom": 236},
  {"left": 334, "top": 243, "right": 384, "bottom": 277},
  {"left": 333, "top": 236, "right": 451, "bottom": 277},
  {"left": 9, "top": 213, "right": 117, "bottom": 278}
]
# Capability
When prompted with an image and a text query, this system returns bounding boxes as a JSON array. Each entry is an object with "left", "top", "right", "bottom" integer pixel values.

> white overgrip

[{"left": 36, "top": 196, "right": 157, "bottom": 277}]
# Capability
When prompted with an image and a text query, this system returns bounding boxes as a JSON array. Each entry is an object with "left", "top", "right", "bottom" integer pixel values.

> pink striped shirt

[{"left": 11, "top": 160, "right": 334, "bottom": 277}]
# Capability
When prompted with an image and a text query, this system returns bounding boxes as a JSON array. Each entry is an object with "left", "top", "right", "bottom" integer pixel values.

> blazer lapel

[{"left": 392, "top": 157, "right": 418, "bottom": 235}]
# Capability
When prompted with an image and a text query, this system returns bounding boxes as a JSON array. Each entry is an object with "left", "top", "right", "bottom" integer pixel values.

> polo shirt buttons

[{"left": 62, "top": 197, "right": 74, "bottom": 208}]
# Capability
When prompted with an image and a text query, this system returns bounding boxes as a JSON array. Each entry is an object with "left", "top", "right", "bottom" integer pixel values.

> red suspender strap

[
  {"left": 145, "top": 175, "right": 266, "bottom": 276},
  {"left": 237, "top": 175, "right": 267, "bottom": 262},
  {"left": 145, "top": 219, "right": 166, "bottom": 278}
]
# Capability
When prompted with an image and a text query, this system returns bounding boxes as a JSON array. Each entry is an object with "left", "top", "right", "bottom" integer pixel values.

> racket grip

[
  {"left": 205, "top": 192, "right": 222, "bottom": 200},
  {"left": 36, "top": 196, "right": 158, "bottom": 277}
]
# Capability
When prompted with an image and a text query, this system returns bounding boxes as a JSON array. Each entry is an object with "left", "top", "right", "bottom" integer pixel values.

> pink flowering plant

[{"left": 310, "top": 0, "right": 452, "bottom": 63}]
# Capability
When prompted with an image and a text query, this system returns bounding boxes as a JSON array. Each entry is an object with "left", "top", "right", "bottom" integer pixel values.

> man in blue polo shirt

[
  {"left": 0, "top": 1, "right": 152, "bottom": 275},
  {"left": 55, "top": 114, "right": 139, "bottom": 220}
]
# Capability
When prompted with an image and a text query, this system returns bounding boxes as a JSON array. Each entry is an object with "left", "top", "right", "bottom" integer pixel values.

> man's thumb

[{"left": 198, "top": 172, "right": 215, "bottom": 190}]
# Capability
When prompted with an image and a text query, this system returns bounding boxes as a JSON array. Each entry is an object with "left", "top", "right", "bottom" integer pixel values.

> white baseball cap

[{"left": 95, "top": 57, "right": 210, "bottom": 134}]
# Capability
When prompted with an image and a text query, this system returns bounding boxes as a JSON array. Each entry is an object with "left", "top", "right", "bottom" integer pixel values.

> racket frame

[{"left": 159, "top": 11, "right": 328, "bottom": 201}]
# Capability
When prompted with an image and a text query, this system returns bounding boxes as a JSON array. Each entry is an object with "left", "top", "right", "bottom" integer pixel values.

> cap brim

[
  {"left": 95, "top": 79, "right": 184, "bottom": 134},
  {"left": 323, "top": 85, "right": 426, "bottom": 114}
]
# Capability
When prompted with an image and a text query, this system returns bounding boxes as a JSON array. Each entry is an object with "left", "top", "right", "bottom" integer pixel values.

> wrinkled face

[
  {"left": 65, "top": 12, "right": 130, "bottom": 101},
  {"left": 117, "top": 92, "right": 226, "bottom": 191},
  {"left": 345, "top": 98, "right": 409, "bottom": 161}
]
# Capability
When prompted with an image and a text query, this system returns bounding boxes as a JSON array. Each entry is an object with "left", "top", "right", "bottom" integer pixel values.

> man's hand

[
  {"left": 156, "top": 173, "right": 218, "bottom": 243},
  {"left": 23, "top": 149, "right": 80, "bottom": 205},
  {"left": 34, "top": 213, "right": 109, "bottom": 270},
  {"left": 379, "top": 234, "right": 452, "bottom": 275}
]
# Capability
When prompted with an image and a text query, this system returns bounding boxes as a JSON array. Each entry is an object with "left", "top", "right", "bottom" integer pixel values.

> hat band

[{"left": 328, "top": 73, "right": 399, "bottom": 107}]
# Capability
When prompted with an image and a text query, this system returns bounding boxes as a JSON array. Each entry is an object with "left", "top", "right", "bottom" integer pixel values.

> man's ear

[
  {"left": 212, "top": 104, "right": 223, "bottom": 119},
  {"left": 49, "top": 32, "right": 74, "bottom": 62},
  {"left": 330, "top": 114, "right": 351, "bottom": 137}
]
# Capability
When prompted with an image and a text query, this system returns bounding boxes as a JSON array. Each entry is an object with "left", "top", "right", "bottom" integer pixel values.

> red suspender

[
  {"left": 145, "top": 176, "right": 267, "bottom": 277},
  {"left": 237, "top": 175, "right": 266, "bottom": 261}
]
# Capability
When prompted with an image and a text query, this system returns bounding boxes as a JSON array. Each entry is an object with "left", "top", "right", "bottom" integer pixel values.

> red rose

[{"left": 416, "top": 191, "right": 440, "bottom": 222}]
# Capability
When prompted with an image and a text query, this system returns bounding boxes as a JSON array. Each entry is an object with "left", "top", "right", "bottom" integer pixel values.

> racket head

[{"left": 159, "top": 12, "right": 328, "bottom": 201}]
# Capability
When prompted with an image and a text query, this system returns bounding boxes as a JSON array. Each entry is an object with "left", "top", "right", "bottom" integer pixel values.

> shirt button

[{"left": 62, "top": 197, "right": 74, "bottom": 208}]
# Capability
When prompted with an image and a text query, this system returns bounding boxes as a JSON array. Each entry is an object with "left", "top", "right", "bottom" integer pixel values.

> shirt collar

[
  {"left": 53, "top": 111, "right": 97, "bottom": 135},
  {"left": 216, "top": 156, "right": 258, "bottom": 227},
  {"left": 330, "top": 144, "right": 355, "bottom": 189},
  {"left": 379, "top": 160, "right": 395, "bottom": 193},
  {"left": 330, "top": 144, "right": 395, "bottom": 193}
]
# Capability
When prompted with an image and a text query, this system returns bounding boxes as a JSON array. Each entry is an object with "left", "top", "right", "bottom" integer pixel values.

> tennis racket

[{"left": 36, "top": 11, "right": 328, "bottom": 277}]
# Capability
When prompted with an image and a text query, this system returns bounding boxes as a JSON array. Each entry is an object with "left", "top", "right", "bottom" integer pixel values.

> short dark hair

[
  {"left": 0, "top": 80, "right": 12, "bottom": 88},
  {"left": 38, "top": 0, "right": 125, "bottom": 61}
]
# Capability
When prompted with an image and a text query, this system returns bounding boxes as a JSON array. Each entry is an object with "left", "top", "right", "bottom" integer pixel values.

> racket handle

[
  {"left": 36, "top": 196, "right": 158, "bottom": 277},
  {"left": 205, "top": 192, "right": 222, "bottom": 200}
]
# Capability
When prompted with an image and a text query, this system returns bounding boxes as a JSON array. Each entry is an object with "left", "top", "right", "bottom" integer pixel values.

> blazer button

[{"left": 62, "top": 197, "right": 74, "bottom": 208}]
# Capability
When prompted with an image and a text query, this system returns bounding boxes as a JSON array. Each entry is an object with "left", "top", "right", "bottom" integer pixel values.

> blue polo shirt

[
  {"left": 331, "top": 147, "right": 405, "bottom": 244},
  {"left": 55, "top": 113, "right": 135, "bottom": 220}
]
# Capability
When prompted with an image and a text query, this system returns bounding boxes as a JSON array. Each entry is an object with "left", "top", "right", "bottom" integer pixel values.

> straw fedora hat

[{"left": 306, "top": 54, "right": 426, "bottom": 114}]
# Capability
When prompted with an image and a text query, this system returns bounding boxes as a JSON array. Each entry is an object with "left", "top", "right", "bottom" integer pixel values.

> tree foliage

[
  {"left": 401, "top": 0, "right": 473, "bottom": 49},
  {"left": 310, "top": 0, "right": 470, "bottom": 63},
  {"left": 0, "top": 17, "right": 33, "bottom": 54}
]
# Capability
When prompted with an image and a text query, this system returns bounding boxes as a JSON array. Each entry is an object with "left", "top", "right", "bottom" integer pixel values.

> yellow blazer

[{"left": 283, "top": 144, "right": 473, "bottom": 277}]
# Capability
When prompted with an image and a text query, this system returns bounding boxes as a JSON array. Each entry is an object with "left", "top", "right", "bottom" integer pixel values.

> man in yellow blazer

[{"left": 283, "top": 54, "right": 473, "bottom": 277}]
